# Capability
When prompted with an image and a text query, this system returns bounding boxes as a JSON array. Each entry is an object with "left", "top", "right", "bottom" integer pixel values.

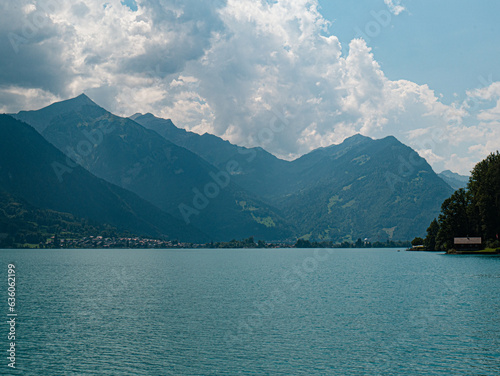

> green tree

[
  {"left": 53, "top": 233, "right": 60, "bottom": 249},
  {"left": 436, "top": 188, "right": 473, "bottom": 251},
  {"left": 411, "top": 237, "right": 424, "bottom": 246},
  {"left": 295, "top": 239, "right": 313, "bottom": 248},
  {"left": 355, "top": 238, "right": 363, "bottom": 248},
  {"left": 468, "top": 152, "right": 500, "bottom": 241},
  {"left": 424, "top": 219, "right": 439, "bottom": 251}
]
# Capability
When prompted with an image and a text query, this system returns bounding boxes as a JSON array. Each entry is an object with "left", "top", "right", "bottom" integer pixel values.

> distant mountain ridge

[
  {"left": 7, "top": 95, "right": 456, "bottom": 242},
  {"left": 0, "top": 114, "right": 208, "bottom": 242},
  {"left": 438, "top": 170, "right": 469, "bottom": 190},
  {"left": 14, "top": 94, "right": 100, "bottom": 133},
  {"left": 12, "top": 96, "right": 294, "bottom": 241},
  {"left": 133, "top": 112, "right": 454, "bottom": 241},
  {"left": 132, "top": 112, "right": 289, "bottom": 199},
  {"left": 275, "top": 134, "right": 453, "bottom": 241}
]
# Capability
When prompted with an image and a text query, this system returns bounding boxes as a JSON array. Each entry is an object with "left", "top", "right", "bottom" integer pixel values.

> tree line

[{"left": 420, "top": 152, "right": 500, "bottom": 251}]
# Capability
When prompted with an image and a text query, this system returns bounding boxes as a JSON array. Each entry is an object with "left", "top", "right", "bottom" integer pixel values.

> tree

[
  {"left": 53, "top": 233, "right": 60, "bottom": 249},
  {"left": 424, "top": 219, "right": 439, "bottom": 251},
  {"left": 355, "top": 238, "right": 363, "bottom": 248},
  {"left": 468, "top": 152, "right": 500, "bottom": 241},
  {"left": 424, "top": 151, "right": 500, "bottom": 252},
  {"left": 436, "top": 188, "right": 473, "bottom": 251},
  {"left": 411, "top": 237, "right": 424, "bottom": 246},
  {"left": 295, "top": 239, "right": 313, "bottom": 248}
]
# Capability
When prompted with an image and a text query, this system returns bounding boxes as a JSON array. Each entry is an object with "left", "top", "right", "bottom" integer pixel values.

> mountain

[
  {"left": 438, "top": 170, "right": 469, "bottom": 190},
  {"left": 12, "top": 95, "right": 455, "bottom": 242},
  {"left": 13, "top": 96, "right": 294, "bottom": 241},
  {"left": 275, "top": 135, "right": 454, "bottom": 241},
  {"left": 14, "top": 93, "right": 100, "bottom": 133},
  {"left": 0, "top": 190, "right": 121, "bottom": 247},
  {"left": 131, "top": 113, "right": 290, "bottom": 198},
  {"left": 133, "top": 114, "right": 454, "bottom": 241},
  {"left": 0, "top": 114, "right": 207, "bottom": 242}
]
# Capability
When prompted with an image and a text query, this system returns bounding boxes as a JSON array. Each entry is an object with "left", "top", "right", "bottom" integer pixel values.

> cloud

[
  {"left": 467, "top": 81, "right": 500, "bottom": 122},
  {"left": 0, "top": 0, "right": 496, "bottom": 175},
  {"left": 384, "top": 0, "right": 406, "bottom": 16},
  {"left": 170, "top": 2, "right": 457, "bottom": 161},
  {"left": 0, "top": 1, "right": 70, "bottom": 95},
  {"left": 0, "top": 86, "right": 61, "bottom": 114},
  {"left": 0, "top": 0, "right": 225, "bottom": 107}
]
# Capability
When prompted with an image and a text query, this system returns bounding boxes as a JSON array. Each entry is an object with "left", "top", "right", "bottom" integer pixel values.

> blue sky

[
  {"left": 1, "top": 0, "right": 500, "bottom": 174},
  {"left": 319, "top": 0, "right": 500, "bottom": 103}
]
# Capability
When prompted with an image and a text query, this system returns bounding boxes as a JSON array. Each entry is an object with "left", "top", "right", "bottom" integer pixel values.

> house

[{"left": 454, "top": 237, "right": 482, "bottom": 251}]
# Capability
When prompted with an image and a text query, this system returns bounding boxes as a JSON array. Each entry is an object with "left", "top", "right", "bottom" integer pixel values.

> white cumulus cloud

[
  {"left": 0, "top": 0, "right": 497, "bottom": 175},
  {"left": 384, "top": 0, "right": 406, "bottom": 15}
]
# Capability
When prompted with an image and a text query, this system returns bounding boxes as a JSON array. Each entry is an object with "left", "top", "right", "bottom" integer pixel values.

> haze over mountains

[
  {"left": 0, "top": 114, "right": 207, "bottom": 242},
  {"left": 134, "top": 112, "right": 455, "bottom": 241},
  {"left": 1, "top": 94, "right": 462, "bottom": 242},
  {"left": 13, "top": 95, "right": 293, "bottom": 241},
  {"left": 438, "top": 170, "right": 469, "bottom": 190}
]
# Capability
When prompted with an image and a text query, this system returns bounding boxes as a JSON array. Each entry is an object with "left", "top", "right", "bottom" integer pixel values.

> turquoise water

[{"left": 1, "top": 248, "right": 499, "bottom": 375}]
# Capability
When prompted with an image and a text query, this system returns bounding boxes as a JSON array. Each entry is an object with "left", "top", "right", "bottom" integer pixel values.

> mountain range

[
  {"left": 0, "top": 114, "right": 207, "bottom": 243},
  {"left": 13, "top": 95, "right": 293, "bottom": 241},
  {"left": 1, "top": 94, "right": 459, "bottom": 243},
  {"left": 133, "top": 112, "right": 454, "bottom": 241}
]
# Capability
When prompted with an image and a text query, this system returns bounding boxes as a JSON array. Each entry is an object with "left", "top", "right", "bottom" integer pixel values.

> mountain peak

[
  {"left": 440, "top": 169, "right": 469, "bottom": 178},
  {"left": 329, "top": 133, "right": 371, "bottom": 149},
  {"left": 382, "top": 135, "right": 398, "bottom": 141},
  {"left": 13, "top": 93, "right": 105, "bottom": 133},
  {"left": 438, "top": 170, "right": 469, "bottom": 190},
  {"left": 66, "top": 93, "right": 98, "bottom": 107},
  {"left": 74, "top": 93, "right": 92, "bottom": 101},
  {"left": 129, "top": 113, "right": 144, "bottom": 120},
  {"left": 340, "top": 133, "right": 373, "bottom": 146},
  {"left": 133, "top": 113, "right": 176, "bottom": 130},
  {"left": 130, "top": 113, "right": 162, "bottom": 121},
  {"left": 345, "top": 133, "right": 371, "bottom": 141}
]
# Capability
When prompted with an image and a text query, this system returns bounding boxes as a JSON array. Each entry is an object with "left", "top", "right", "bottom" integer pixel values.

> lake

[{"left": 1, "top": 248, "right": 499, "bottom": 375}]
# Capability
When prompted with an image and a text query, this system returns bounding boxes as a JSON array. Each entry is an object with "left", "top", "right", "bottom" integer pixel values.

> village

[{"left": 45, "top": 235, "right": 197, "bottom": 249}]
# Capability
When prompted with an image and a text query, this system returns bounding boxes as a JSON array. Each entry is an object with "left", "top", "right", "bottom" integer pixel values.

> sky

[{"left": 1, "top": 0, "right": 500, "bottom": 175}]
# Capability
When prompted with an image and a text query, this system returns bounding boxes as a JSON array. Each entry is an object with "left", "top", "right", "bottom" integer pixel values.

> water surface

[{"left": 1, "top": 248, "right": 499, "bottom": 375}]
